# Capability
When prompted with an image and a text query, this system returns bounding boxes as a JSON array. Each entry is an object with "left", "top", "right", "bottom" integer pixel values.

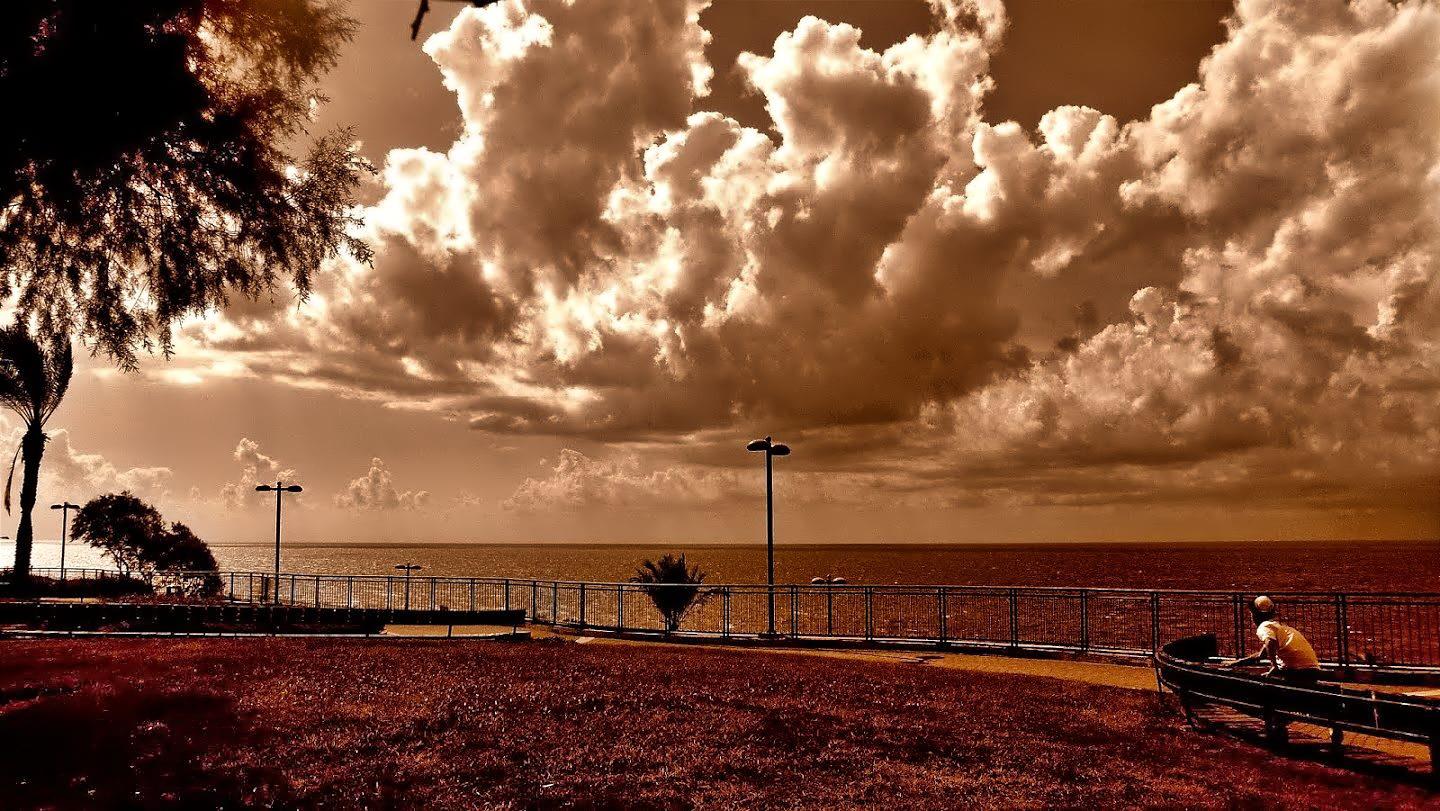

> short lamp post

[
  {"left": 746, "top": 435, "right": 790, "bottom": 637},
  {"left": 395, "top": 564, "right": 422, "bottom": 610},
  {"left": 255, "top": 481, "right": 302, "bottom": 604},
  {"left": 50, "top": 502, "right": 79, "bottom": 582},
  {"left": 810, "top": 575, "right": 847, "bottom": 636}
]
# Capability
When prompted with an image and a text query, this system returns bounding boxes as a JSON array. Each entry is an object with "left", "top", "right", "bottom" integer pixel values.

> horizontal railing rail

[{"left": 18, "top": 567, "right": 1440, "bottom": 670}]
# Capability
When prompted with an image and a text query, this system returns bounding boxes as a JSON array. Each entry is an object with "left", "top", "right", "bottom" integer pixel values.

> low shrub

[{"left": 0, "top": 571, "right": 153, "bottom": 599}]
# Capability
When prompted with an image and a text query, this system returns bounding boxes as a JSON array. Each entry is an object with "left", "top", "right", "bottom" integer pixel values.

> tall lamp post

[
  {"left": 255, "top": 481, "right": 302, "bottom": 604},
  {"left": 746, "top": 435, "right": 790, "bottom": 637},
  {"left": 50, "top": 501, "right": 79, "bottom": 582},
  {"left": 395, "top": 563, "right": 422, "bottom": 610}
]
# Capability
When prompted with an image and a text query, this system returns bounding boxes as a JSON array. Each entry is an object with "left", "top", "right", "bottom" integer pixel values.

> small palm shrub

[{"left": 630, "top": 553, "right": 708, "bottom": 633}]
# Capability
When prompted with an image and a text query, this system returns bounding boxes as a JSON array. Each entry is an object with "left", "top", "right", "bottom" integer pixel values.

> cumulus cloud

[
  {"left": 505, "top": 449, "right": 743, "bottom": 511},
  {"left": 178, "top": 0, "right": 1440, "bottom": 515},
  {"left": 504, "top": 448, "right": 926, "bottom": 512},
  {"left": 220, "top": 438, "right": 298, "bottom": 510},
  {"left": 334, "top": 457, "right": 431, "bottom": 511},
  {"left": 32, "top": 429, "right": 173, "bottom": 504},
  {"left": 0, "top": 419, "right": 174, "bottom": 505}
]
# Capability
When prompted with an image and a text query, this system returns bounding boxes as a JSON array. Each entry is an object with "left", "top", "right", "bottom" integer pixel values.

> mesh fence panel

[{"left": 31, "top": 567, "right": 1440, "bottom": 668}]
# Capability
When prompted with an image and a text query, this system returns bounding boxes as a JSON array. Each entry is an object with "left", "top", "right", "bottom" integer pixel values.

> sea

[{"left": 8, "top": 538, "right": 1440, "bottom": 593}]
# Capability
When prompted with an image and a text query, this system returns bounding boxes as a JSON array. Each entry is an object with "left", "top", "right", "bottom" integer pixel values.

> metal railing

[{"left": 26, "top": 566, "right": 1440, "bottom": 670}]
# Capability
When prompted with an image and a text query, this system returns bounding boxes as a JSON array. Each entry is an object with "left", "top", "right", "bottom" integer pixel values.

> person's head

[{"left": 1250, "top": 595, "right": 1276, "bottom": 625}]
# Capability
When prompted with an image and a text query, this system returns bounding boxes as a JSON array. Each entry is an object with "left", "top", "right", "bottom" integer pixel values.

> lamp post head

[
  {"left": 257, "top": 483, "right": 302, "bottom": 493},
  {"left": 747, "top": 436, "right": 791, "bottom": 455}
]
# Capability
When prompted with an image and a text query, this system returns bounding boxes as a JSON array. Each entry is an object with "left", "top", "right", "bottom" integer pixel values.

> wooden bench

[{"left": 1156, "top": 633, "right": 1440, "bottom": 772}]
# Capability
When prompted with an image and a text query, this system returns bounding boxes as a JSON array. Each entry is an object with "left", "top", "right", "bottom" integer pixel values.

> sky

[{"left": 15, "top": 0, "right": 1440, "bottom": 546}]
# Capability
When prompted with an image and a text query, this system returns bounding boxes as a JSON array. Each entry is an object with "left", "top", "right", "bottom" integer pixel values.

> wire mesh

[{"left": 27, "top": 567, "right": 1440, "bottom": 668}]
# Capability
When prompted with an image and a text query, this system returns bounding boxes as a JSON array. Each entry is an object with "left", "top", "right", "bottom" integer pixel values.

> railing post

[
  {"left": 469, "top": 579, "right": 476, "bottom": 612},
  {"left": 552, "top": 581, "right": 558, "bottom": 622},
  {"left": 578, "top": 583, "right": 587, "bottom": 629},
  {"left": 938, "top": 587, "right": 947, "bottom": 647},
  {"left": 429, "top": 578, "right": 437, "bottom": 610},
  {"left": 1008, "top": 589, "right": 1019, "bottom": 649},
  {"left": 531, "top": 581, "right": 538, "bottom": 621},
  {"left": 314, "top": 575, "right": 321, "bottom": 607},
  {"left": 1150, "top": 592, "right": 1161, "bottom": 653},
  {"left": 827, "top": 586, "right": 835, "bottom": 637},
  {"left": 289, "top": 574, "right": 296, "bottom": 605},
  {"left": 347, "top": 577, "right": 353, "bottom": 609},
  {"left": 1079, "top": 589, "right": 1089, "bottom": 652},
  {"left": 1336, "top": 593, "right": 1348, "bottom": 667},
  {"left": 1233, "top": 593, "right": 1246, "bottom": 658},
  {"left": 790, "top": 585, "right": 798, "bottom": 637},
  {"left": 616, "top": 584, "right": 624, "bottom": 630},
  {"left": 504, "top": 579, "right": 511, "bottom": 612},
  {"left": 386, "top": 576, "right": 393, "bottom": 611},
  {"left": 864, "top": 588, "right": 874, "bottom": 641},
  {"left": 722, "top": 586, "right": 731, "bottom": 638}
]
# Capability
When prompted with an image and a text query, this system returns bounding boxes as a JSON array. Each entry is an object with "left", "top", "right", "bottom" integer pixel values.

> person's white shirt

[{"left": 1256, "top": 619, "right": 1320, "bottom": 670}]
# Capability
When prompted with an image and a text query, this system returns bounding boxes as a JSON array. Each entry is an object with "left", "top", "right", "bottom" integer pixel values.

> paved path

[{"left": 562, "top": 631, "right": 1159, "bottom": 689}]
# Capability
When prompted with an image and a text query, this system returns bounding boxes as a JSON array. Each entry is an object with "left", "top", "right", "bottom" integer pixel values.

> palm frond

[
  {"left": 42, "top": 336, "right": 74, "bottom": 421},
  {"left": 0, "top": 325, "right": 73, "bottom": 427}
]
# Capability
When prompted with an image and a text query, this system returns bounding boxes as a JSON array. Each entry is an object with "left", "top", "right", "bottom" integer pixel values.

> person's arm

[
  {"left": 1261, "top": 638, "right": 1280, "bottom": 675},
  {"left": 1224, "top": 637, "right": 1276, "bottom": 668}
]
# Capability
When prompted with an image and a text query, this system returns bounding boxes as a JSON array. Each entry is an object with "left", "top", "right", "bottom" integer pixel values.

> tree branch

[{"left": 411, "top": 0, "right": 505, "bottom": 41}]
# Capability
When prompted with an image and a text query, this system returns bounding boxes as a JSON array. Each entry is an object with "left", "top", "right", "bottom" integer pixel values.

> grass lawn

[{"left": 0, "top": 637, "right": 1430, "bottom": 808}]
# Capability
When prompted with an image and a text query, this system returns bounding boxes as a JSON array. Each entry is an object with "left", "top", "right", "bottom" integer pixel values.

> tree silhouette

[
  {"left": 0, "top": 327, "right": 73, "bottom": 581},
  {"left": 630, "top": 553, "right": 709, "bottom": 633},
  {"left": 71, "top": 492, "right": 223, "bottom": 596},
  {"left": 0, "top": 1, "right": 372, "bottom": 368}
]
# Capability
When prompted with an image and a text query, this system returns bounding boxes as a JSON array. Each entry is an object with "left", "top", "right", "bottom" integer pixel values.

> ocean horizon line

[{"left": 189, "top": 537, "right": 1440, "bottom": 550}]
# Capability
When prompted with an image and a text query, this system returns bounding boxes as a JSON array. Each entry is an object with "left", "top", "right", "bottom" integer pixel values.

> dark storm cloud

[{"left": 183, "top": 0, "right": 1440, "bottom": 514}]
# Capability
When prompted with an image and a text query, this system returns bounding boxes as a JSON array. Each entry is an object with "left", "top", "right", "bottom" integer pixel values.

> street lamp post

[
  {"left": 395, "top": 564, "right": 422, "bottom": 610},
  {"left": 50, "top": 502, "right": 79, "bottom": 582},
  {"left": 747, "top": 435, "right": 790, "bottom": 637},
  {"left": 255, "top": 481, "right": 302, "bottom": 604}
]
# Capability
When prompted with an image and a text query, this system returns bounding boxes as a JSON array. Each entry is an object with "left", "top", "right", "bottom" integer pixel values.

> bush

[
  {"left": 0, "top": 571, "right": 153, "bottom": 599},
  {"left": 630, "top": 553, "right": 708, "bottom": 633}
]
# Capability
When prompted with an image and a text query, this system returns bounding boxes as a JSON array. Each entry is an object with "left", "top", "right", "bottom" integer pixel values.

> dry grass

[{"left": 0, "top": 637, "right": 1430, "bottom": 809}]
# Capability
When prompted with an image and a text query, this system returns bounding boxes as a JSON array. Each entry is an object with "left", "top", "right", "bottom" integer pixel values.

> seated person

[{"left": 1224, "top": 596, "right": 1322, "bottom": 683}]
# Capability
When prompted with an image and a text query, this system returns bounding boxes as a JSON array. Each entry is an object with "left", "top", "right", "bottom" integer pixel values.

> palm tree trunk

[{"left": 11, "top": 426, "right": 45, "bottom": 581}]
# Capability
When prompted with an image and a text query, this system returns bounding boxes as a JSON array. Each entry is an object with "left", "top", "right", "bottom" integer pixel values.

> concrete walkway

[
  {"left": 562, "top": 630, "right": 1160, "bottom": 689},
  {"left": 552, "top": 630, "right": 1157, "bottom": 688}
]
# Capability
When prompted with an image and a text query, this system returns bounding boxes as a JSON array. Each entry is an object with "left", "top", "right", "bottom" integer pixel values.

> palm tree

[
  {"left": 0, "top": 327, "right": 73, "bottom": 581},
  {"left": 631, "top": 553, "right": 709, "bottom": 633}
]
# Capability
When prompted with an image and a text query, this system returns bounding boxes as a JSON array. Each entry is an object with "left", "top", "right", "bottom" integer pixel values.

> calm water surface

[{"left": 12, "top": 539, "right": 1438, "bottom": 592}]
